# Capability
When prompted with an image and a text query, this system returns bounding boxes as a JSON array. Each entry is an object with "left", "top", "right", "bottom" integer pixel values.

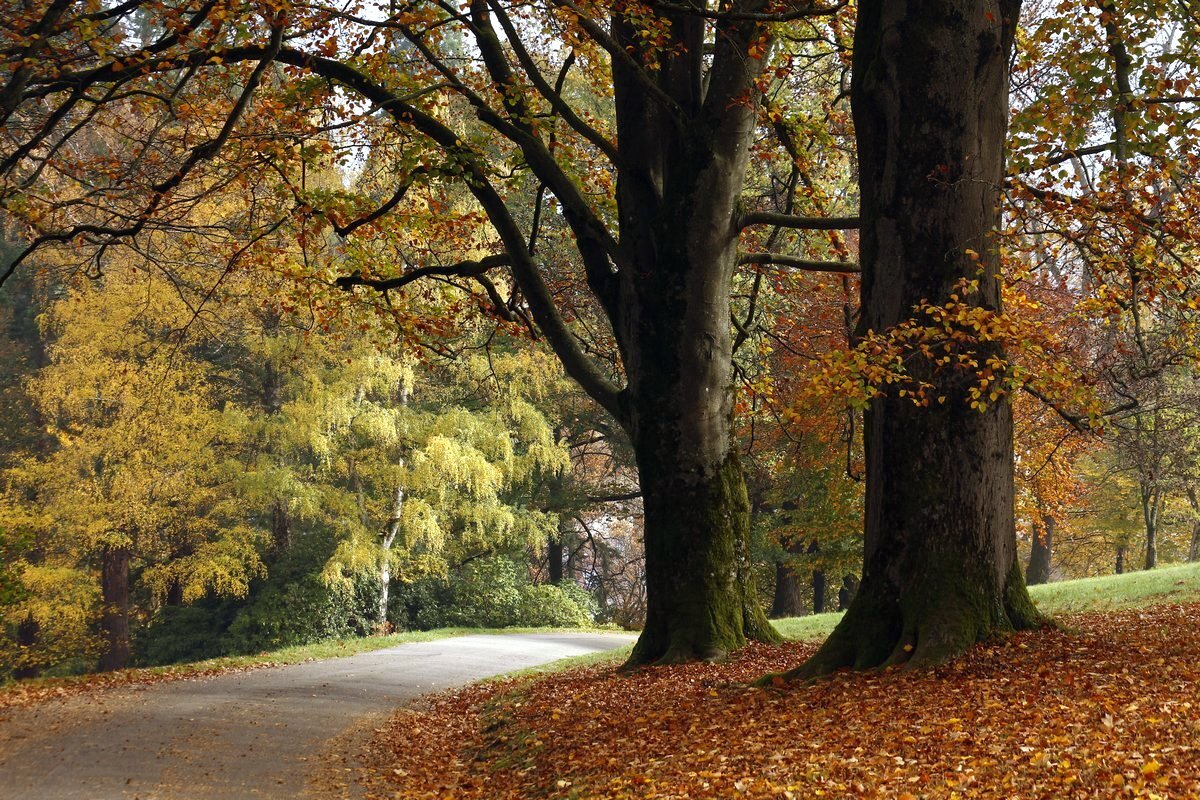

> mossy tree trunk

[
  {"left": 609, "top": 9, "right": 781, "bottom": 666},
  {"left": 790, "top": 0, "right": 1042, "bottom": 677}
]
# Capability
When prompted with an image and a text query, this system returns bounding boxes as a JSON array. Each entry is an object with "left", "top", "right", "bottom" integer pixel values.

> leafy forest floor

[{"left": 363, "top": 564, "right": 1200, "bottom": 799}]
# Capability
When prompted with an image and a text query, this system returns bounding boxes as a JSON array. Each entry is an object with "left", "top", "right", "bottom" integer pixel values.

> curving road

[{"left": 0, "top": 631, "right": 634, "bottom": 799}]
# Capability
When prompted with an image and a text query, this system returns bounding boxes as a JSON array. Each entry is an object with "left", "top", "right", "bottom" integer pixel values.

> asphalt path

[{"left": 0, "top": 631, "right": 635, "bottom": 799}]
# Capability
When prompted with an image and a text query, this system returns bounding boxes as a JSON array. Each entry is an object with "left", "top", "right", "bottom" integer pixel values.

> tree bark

[
  {"left": 809, "top": 540, "right": 827, "bottom": 614},
  {"left": 791, "top": 0, "right": 1041, "bottom": 677},
  {"left": 770, "top": 539, "right": 807, "bottom": 618},
  {"left": 1115, "top": 545, "right": 1127, "bottom": 575},
  {"left": 1140, "top": 482, "right": 1161, "bottom": 570},
  {"left": 1025, "top": 513, "right": 1054, "bottom": 585},
  {"left": 1188, "top": 488, "right": 1200, "bottom": 563},
  {"left": 98, "top": 545, "right": 131, "bottom": 672},
  {"left": 612, "top": 11, "right": 780, "bottom": 665}
]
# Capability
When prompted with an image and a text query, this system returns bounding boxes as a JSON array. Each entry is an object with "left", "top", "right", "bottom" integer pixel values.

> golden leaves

[{"left": 370, "top": 602, "right": 1200, "bottom": 800}]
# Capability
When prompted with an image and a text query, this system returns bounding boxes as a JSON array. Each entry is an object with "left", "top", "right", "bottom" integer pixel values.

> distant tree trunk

[
  {"left": 809, "top": 540, "right": 826, "bottom": 614},
  {"left": 548, "top": 536, "right": 564, "bottom": 584},
  {"left": 770, "top": 539, "right": 806, "bottom": 618},
  {"left": 548, "top": 516, "right": 571, "bottom": 585},
  {"left": 1188, "top": 488, "right": 1200, "bottom": 563},
  {"left": 1115, "top": 545, "right": 1127, "bottom": 575},
  {"left": 98, "top": 545, "right": 131, "bottom": 672},
  {"left": 271, "top": 498, "right": 291, "bottom": 553},
  {"left": 1025, "top": 514, "right": 1054, "bottom": 585},
  {"left": 377, "top": 482, "right": 403, "bottom": 628},
  {"left": 1141, "top": 482, "right": 1162, "bottom": 570},
  {"left": 262, "top": 360, "right": 283, "bottom": 415},
  {"left": 793, "top": 0, "right": 1042, "bottom": 677},
  {"left": 838, "top": 575, "right": 859, "bottom": 612},
  {"left": 377, "top": 385, "right": 411, "bottom": 628},
  {"left": 13, "top": 613, "right": 40, "bottom": 679}
]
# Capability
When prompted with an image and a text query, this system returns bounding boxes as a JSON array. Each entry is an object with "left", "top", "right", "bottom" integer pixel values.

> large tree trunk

[
  {"left": 1025, "top": 513, "right": 1054, "bottom": 585},
  {"left": 613, "top": 11, "right": 779, "bottom": 665},
  {"left": 98, "top": 545, "right": 131, "bottom": 672},
  {"left": 791, "top": 0, "right": 1041, "bottom": 677}
]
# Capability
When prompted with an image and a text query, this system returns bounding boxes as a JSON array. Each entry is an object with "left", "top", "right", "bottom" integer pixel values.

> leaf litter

[{"left": 364, "top": 603, "right": 1200, "bottom": 799}]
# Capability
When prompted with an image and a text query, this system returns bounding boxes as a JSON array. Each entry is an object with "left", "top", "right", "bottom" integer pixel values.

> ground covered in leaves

[{"left": 365, "top": 603, "right": 1200, "bottom": 799}]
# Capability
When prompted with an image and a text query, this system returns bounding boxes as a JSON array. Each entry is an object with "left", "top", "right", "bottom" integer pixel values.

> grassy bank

[{"left": 772, "top": 560, "right": 1200, "bottom": 641}]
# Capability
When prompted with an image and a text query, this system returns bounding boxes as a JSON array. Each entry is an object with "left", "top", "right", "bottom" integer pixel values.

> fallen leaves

[{"left": 366, "top": 603, "right": 1200, "bottom": 799}]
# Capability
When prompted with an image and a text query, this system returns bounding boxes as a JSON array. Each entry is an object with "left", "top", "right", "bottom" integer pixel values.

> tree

[
  {"left": 2, "top": 265, "right": 265, "bottom": 671},
  {"left": 314, "top": 347, "right": 570, "bottom": 626},
  {"left": 788, "top": 0, "right": 1044, "bottom": 675}
]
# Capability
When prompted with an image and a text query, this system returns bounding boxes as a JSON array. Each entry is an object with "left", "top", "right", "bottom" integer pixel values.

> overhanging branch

[
  {"left": 738, "top": 211, "right": 860, "bottom": 231},
  {"left": 738, "top": 252, "right": 860, "bottom": 273}
]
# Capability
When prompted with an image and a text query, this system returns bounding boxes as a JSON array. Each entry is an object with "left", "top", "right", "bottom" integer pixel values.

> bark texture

[
  {"left": 1025, "top": 514, "right": 1054, "bottom": 585},
  {"left": 98, "top": 545, "right": 131, "bottom": 672},
  {"left": 770, "top": 539, "right": 807, "bottom": 618},
  {"left": 612, "top": 9, "right": 780, "bottom": 665},
  {"left": 791, "top": 0, "right": 1042, "bottom": 677}
]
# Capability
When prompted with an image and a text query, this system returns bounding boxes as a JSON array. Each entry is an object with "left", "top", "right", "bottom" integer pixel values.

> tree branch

[
  {"left": 653, "top": 0, "right": 847, "bottom": 22},
  {"left": 738, "top": 252, "right": 860, "bottom": 272},
  {"left": 738, "top": 211, "right": 860, "bottom": 231}
]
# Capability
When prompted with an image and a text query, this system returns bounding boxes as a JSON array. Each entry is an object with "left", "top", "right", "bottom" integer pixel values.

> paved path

[{"left": 0, "top": 632, "right": 634, "bottom": 799}]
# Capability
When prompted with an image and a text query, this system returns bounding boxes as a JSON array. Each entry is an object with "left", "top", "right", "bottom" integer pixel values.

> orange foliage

[{"left": 368, "top": 603, "right": 1200, "bottom": 799}]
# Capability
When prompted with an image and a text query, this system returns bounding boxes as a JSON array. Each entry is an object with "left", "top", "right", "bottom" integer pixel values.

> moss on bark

[{"left": 626, "top": 451, "right": 778, "bottom": 667}]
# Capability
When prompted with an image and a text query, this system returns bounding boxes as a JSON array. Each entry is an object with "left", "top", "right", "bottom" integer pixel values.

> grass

[
  {"left": 772, "top": 560, "right": 1200, "bottom": 642},
  {"left": 1024, "top": 560, "right": 1200, "bottom": 613}
]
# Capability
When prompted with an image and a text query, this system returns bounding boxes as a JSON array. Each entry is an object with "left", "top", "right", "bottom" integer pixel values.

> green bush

[
  {"left": 136, "top": 602, "right": 238, "bottom": 666},
  {"left": 392, "top": 555, "right": 597, "bottom": 630},
  {"left": 223, "top": 572, "right": 375, "bottom": 653},
  {"left": 515, "top": 582, "right": 597, "bottom": 628}
]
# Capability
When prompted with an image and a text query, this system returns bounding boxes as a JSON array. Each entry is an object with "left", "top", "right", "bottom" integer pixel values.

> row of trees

[{"left": 0, "top": 240, "right": 646, "bottom": 672}]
